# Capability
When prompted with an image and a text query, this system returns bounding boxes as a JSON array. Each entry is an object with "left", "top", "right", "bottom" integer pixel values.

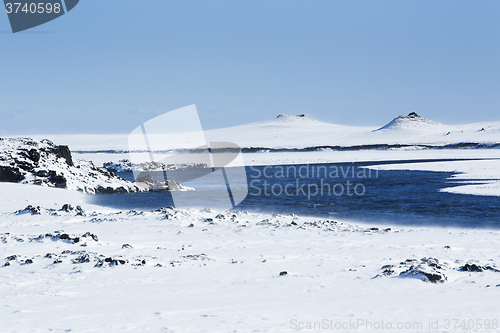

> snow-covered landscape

[
  {"left": 4, "top": 0, "right": 500, "bottom": 330},
  {"left": 2, "top": 112, "right": 500, "bottom": 332}
]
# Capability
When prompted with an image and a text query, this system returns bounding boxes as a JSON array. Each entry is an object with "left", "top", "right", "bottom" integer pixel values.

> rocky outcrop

[
  {"left": 458, "top": 261, "right": 500, "bottom": 273},
  {"left": 0, "top": 165, "right": 24, "bottom": 182},
  {"left": 134, "top": 174, "right": 194, "bottom": 192},
  {"left": 0, "top": 138, "right": 192, "bottom": 194},
  {"left": 398, "top": 257, "right": 447, "bottom": 283},
  {"left": 375, "top": 257, "right": 448, "bottom": 283},
  {"left": 375, "top": 258, "right": 500, "bottom": 283}
]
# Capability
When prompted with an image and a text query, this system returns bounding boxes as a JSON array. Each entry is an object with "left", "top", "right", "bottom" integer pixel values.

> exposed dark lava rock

[
  {"left": 48, "top": 170, "right": 67, "bottom": 188},
  {"left": 97, "top": 257, "right": 128, "bottom": 267},
  {"left": 16, "top": 205, "right": 42, "bottom": 215},
  {"left": 56, "top": 145, "right": 73, "bottom": 166},
  {"left": 399, "top": 258, "right": 447, "bottom": 283},
  {"left": 73, "top": 253, "right": 91, "bottom": 264},
  {"left": 31, "top": 231, "right": 98, "bottom": 244},
  {"left": 376, "top": 257, "right": 448, "bottom": 283},
  {"left": 60, "top": 204, "right": 86, "bottom": 216},
  {"left": 459, "top": 263, "right": 500, "bottom": 273},
  {"left": 378, "top": 265, "right": 395, "bottom": 276},
  {"left": 0, "top": 165, "right": 24, "bottom": 182},
  {"left": 15, "top": 204, "right": 86, "bottom": 216}
]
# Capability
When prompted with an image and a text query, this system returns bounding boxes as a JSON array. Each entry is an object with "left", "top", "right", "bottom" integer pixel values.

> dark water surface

[{"left": 89, "top": 160, "right": 500, "bottom": 228}]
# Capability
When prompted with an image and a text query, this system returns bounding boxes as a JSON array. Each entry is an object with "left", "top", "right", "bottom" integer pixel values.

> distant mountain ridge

[{"left": 15, "top": 112, "right": 500, "bottom": 152}]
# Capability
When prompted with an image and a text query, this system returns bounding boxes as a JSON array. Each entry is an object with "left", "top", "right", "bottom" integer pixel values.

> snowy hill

[
  {"left": 204, "top": 114, "right": 370, "bottom": 149},
  {"left": 205, "top": 112, "right": 500, "bottom": 149},
  {"left": 374, "top": 112, "right": 454, "bottom": 132},
  {"left": 17, "top": 112, "right": 500, "bottom": 152}
]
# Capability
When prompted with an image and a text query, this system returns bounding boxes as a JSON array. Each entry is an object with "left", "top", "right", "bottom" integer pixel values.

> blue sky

[{"left": 1, "top": 0, "right": 499, "bottom": 134}]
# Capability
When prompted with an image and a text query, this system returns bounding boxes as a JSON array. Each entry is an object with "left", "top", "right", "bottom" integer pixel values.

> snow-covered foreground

[{"left": 2, "top": 183, "right": 500, "bottom": 332}]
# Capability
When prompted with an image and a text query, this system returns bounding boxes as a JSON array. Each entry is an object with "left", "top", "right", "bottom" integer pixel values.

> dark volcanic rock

[
  {"left": 73, "top": 253, "right": 91, "bottom": 263},
  {"left": 96, "top": 185, "right": 129, "bottom": 194},
  {"left": 376, "top": 257, "right": 447, "bottom": 283},
  {"left": 460, "top": 263, "right": 484, "bottom": 272},
  {"left": 0, "top": 166, "right": 25, "bottom": 182},
  {"left": 399, "top": 257, "right": 447, "bottom": 283},
  {"left": 15, "top": 204, "right": 86, "bottom": 216},
  {"left": 56, "top": 145, "right": 73, "bottom": 166},
  {"left": 459, "top": 263, "right": 500, "bottom": 273},
  {"left": 60, "top": 204, "right": 86, "bottom": 216},
  {"left": 16, "top": 205, "right": 42, "bottom": 215},
  {"left": 48, "top": 170, "right": 67, "bottom": 188},
  {"left": 31, "top": 231, "right": 99, "bottom": 244},
  {"left": 379, "top": 265, "right": 395, "bottom": 276},
  {"left": 97, "top": 257, "right": 128, "bottom": 266}
]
